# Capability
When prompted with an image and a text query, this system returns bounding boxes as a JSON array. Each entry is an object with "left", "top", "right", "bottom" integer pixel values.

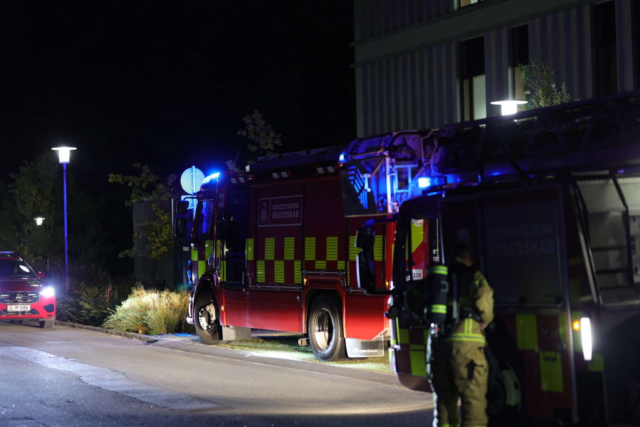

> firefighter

[{"left": 430, "top": 244, "right": 494, "bottom": 427}]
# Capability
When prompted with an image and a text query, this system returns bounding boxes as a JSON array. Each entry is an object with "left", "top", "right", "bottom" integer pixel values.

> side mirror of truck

[
  {"left": 176, "top": 200, "right": 190, "bottom": 215},
  {"left": 355, "top": 223, "right": 376, "bottom": 293},
  {"left": 174, "top": 217, "right": 187, "bottom": 240}
]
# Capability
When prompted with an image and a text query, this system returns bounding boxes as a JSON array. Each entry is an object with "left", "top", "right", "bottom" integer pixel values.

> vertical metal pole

[
  {"left": 192, "top": 166, "right": 197, "bottom": 220},
  {"left": 63, "top": 162, "right": 69, "bottom": 293}
]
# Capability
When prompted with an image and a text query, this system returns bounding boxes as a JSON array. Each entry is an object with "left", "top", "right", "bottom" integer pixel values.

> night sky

[{"left": 0, "top": 0, "right": 355, "bottom": 189}]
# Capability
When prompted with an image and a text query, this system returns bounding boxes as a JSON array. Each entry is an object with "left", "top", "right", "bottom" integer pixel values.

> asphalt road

[{"left": 0, "top": 321, "right": 433, "bottom": 427}]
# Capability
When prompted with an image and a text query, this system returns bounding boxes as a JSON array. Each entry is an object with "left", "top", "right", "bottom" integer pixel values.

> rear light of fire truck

[{"left": 580, "top": 317, "right": 593, "bottom": 361}]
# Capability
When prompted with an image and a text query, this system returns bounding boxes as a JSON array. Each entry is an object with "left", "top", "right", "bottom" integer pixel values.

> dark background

[
  {"left": 0, "top": 0, "right": 355, "bottom": 185},
  {"left": 0, "top": 1, "right": 355, "bottom": 273}
]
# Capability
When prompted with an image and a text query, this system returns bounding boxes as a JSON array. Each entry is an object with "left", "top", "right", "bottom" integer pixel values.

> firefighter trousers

[{"left": 430, "top": 341, "right": 489, "bottom": 427}]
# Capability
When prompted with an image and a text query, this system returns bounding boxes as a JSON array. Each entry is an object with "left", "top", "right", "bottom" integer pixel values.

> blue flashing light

[
  {"left": 426, "top": 191, "right": 442, "bottom": 197},
  {"left": 339, "top": 153, "right": 345, "bottom": 162},
  {"left": 202, "top": 172, "right": 220, "bottom": 184},
  {"left": 418, "top": 177, "right": 432, "bottom": 188}
]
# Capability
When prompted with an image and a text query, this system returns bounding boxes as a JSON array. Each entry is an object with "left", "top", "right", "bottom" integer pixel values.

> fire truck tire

[
  {"left": 39, "top": 319, "right": 54, "bottom": 329},
  {"left": 194, "top": 292, "right": 221, "bottom": 344},
  {"left": 308, "top": 295, "right": 346, "bottom": 361}
]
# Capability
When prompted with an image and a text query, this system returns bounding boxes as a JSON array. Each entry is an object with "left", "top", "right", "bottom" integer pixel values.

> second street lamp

[{"left": 52, "top": 146, "right": 76, "bottom": 293}]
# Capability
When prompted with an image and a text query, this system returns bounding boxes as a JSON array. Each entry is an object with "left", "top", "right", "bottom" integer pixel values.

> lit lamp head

[
  {"left": 52, "top": 147, "right": 77, "bottom": 164},
  {"left": 34, "top": 217, "right": 45, "bottom": 226},
  {"left": 490, "top": 100, "right": 528, "bottom": 116}
]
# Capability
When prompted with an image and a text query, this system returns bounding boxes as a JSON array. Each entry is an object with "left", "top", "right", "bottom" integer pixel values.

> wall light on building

[{"left": 490, "top": 100, "right": 528, "bottom": 116}]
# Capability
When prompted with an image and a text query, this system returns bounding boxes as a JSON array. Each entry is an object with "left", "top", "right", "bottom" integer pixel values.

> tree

[
  {"left": 108, "top": 164, "right": 175, "bottom": 260},
  {"left": 226, "top": 110, "right": 282, "bottom": 171},
  {"left": 526, "top": 59, "right": 573, "bottom": 109}
]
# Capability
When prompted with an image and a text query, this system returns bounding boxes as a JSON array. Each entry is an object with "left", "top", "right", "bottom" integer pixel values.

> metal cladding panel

[
  {"left": 354, "top": 0, "right": 453, "bottom": 41},
  {"left": 358, "top": 41, "right": 459, "bottom": 137},
  {"left": 616, "top": 0, "right": 637, "bottom": 92},
  {"left": 528, "top": 5, "right": 593, "bottom": 101}
]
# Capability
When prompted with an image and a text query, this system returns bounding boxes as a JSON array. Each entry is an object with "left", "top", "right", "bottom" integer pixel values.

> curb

[{"left": 55, "top": 321, "right": 158, "bottom": 343}]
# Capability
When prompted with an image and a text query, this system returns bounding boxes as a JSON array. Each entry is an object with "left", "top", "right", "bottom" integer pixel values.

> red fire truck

[
  {"left": 349, "top": 92, "right": 640, "bottom": 425},
  {"left": 175, "top": 146, "right": 393, "bottom": 361}
]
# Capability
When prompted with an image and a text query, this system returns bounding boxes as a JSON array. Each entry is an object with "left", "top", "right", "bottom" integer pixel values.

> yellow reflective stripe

[
  {"left": 284, "top": 237, "right": 295, "bottom": 261},
  {"left": 466, "top": 318, "right": 472, "bottom": 334},
  {"left": 588, "top": 354, "right": 604, "bottom": 372},
  {"left": 264, "top": 238, "right": 275, "bottom": 261},
  {"left": 539, "top": 351, "right": 563, "bottom": 392},
  {"left": 315, "top": 260, "right": 326, "bottom": 269},
  {"left": 431, "top": 304, "right": 447, "bottom": 314},
  {"left": 409, "top": 344, "right": 424, "bottom": 350},
  {"left": 198, "top": 261, "right": 206, "bottom": 279},
  {"left": 516, "top": 314, "right": 539, "bottom": 350},
  {"left": 373, "top": 235, "right": 384, "bottom": 261},
  {"left": 294, "top": 261, "right": 302, "bottom": 284},
  {"left": 191, "top": 247, "right": 198, "bottom": 261},
  {"left": 305, "top": 237, "right": 316, "bottom": 261},
  {"left": 349, "top": 236, "right": 361, "bottom": 261},
  {"left": 274, "top": 260, "right": 285, "bottom": 283},
  {"left": 410, "top": 219, "right": 424, "bottom": 253},
  {"left": 410, "top": 348, "right": 427, "bottom": 377},
  {"left": 337, "top": 261, "right": 345, "bottom": 270},
  {"left": 246, "top": 238, "right": 254, "bottom": 261},
  {"left": 256, "top": 260, "right": 265, "bottom": 282},
  {"left": 447, "top": 334, "right": 486, "bottom": 343},
  {"left": 429, "top": 267, "right": 448, "bottom": 275},
  {"left": 326, "top": 236, "right": 338, "bottom": 261},
  {"left": 396, "top": 318, "right": 409, "bottom": 345},
  {"left": 221, "top": 260, "right": 226, "bottom": 281}
]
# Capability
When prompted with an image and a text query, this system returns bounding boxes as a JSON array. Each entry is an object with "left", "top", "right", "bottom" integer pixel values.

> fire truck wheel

[
  {"left": 308, "top": 295, "right": 346, "bottom": 361},
  {"left": 39, "top": 319, "right": 54, "bottom": 329},
  {"left": 194, "top": 292, "right": 221, "bottom": 344}
]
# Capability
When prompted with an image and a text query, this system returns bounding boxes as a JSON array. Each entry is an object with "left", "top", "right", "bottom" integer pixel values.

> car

[{"left": 0, "top": 252, "right": 56, "bottom": 328}]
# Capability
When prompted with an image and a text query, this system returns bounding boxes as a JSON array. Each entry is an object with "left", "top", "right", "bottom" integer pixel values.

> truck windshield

[
  {"left": 0, "top": 260, "right": 36, "bottom": 278},
  {"left": 195, "top": 199, "right": 215, "bottom": 241}
]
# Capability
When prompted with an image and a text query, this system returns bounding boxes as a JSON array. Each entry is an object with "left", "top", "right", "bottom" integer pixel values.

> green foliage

[
  {"left": 108, "top": 163, "right": 174, "bottom": 206},
  {"left": 526, "top": 60, "right": 573, "bottom": 109},
  {"left": 227, "top": 110, "right": 282, "bottom": 171},
  {"left": 103, "top": 286, "right": 193, "bottom": 335},
  {"left": 57, "top": 274, "right": 134, "bottom": 327},
  {"left": 109, "top": 164, "right": 175, "bottom": 260}
]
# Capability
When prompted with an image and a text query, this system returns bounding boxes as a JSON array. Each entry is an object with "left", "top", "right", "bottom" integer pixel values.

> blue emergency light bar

[
  {"left": 0, "top": 251, "right": 15, "bottom": 255},
  {"left": 202, "top": 173, "right": 220, "bottom": 184}
]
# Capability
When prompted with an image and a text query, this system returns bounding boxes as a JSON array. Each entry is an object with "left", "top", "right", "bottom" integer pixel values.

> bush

[{"left": 103, "top": 286, "right": 193, "bottom": 335}]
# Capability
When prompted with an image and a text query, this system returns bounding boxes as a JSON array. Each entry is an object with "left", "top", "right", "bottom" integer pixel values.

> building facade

[{"left": 352, "top": 0, "right": 639, "bottom": 138}]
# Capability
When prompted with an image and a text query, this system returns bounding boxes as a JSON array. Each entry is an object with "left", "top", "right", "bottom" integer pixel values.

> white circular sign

[{"left": 180, "top": 167, "right": 205, "bottom": 194}]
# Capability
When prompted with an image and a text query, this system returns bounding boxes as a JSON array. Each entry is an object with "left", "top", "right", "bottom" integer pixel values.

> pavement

[{"left": 0, "top": 321, "right": 433, "bottom": 426}]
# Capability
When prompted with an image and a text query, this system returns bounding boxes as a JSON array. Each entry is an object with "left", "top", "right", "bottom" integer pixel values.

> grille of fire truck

[{"left": 0, "top": 292, "right": 40, "bottom": 303}]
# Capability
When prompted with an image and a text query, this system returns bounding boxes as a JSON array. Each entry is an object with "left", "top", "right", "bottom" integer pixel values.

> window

[
  {"left": 225, "top": 190, "right": 250, "bottom": 283},
  {"left": 459, "top": 0, "right": 483, "bottom": 8},
  {"left": 512, "top": 25, "right": 530, "bottom": 111},
  {"left": 593, "top": 1, "right": 617, "bottom": 96},
  {"left": 195, "top": 199, "right": 215, "bottom": 241},
  {"left": 461, "top": 36, "right": 486, "bottom": 121}
]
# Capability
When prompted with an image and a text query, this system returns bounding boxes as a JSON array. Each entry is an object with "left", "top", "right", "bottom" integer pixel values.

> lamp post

[
  {"left": 490, "top": 99, "right": 528, "bottom": 116},
  {"left": 34, "top": 217, "right": 45, "bottom": 226},
  {"left": 52, "top": 146, "right": 76, "bottom": 293}
]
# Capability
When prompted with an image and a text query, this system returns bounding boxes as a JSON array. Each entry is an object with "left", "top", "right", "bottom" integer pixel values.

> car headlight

[
  {"left": 580, "top": 317, "right": 592, "bottom": 361},
  {"left": 40, "top": 287, "right": 55, "bottom": 298}
]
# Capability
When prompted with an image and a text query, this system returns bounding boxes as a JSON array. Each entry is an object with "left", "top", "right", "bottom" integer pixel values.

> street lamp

[
  {"left": 52, "top": 146, "right": 76, "bottom": 293},
  {"left": 34, "top": 217, "right": 45, "bottom": 226},
  {"left": 490, "top": 100, "right": 528, "bottom": 116}
]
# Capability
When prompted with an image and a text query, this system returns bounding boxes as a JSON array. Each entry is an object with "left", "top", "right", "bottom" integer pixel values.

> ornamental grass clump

[{"left": 103, "top": 286, "right": 192, "bottom": 335}]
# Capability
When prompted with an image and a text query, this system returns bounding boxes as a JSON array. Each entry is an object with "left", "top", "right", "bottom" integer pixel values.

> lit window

[
  {"left": 512, "top": 25, "right": 529, "bottom": 112},
  {"left": 459, "top": 0, "right": 482, "bottom": 8}
]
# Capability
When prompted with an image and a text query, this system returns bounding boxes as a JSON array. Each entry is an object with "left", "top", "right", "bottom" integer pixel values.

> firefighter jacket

[{"left": 447, "top": 258, "right": 494, "bottom": 343}]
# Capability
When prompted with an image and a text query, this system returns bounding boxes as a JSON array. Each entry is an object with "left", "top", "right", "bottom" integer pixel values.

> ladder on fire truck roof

[{"left": 343, "top": 91, "right": 640, "bottom": 308}]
